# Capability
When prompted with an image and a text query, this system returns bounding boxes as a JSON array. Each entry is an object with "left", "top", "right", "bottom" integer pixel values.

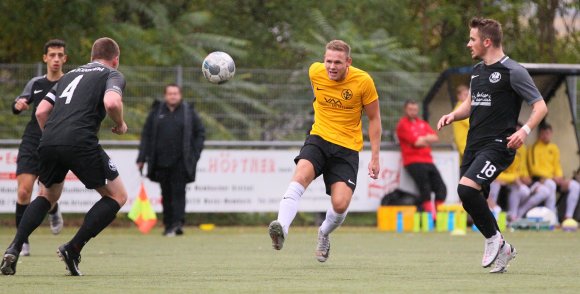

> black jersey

[
  {"left": 40, "top": 62, "right": 126, "bottom": 148},
  {"left": 466, "top": 56, "right": 542, "bottom": 151},
  {"left": 12, "top": 75, "right": 59, "bottom": 143}
]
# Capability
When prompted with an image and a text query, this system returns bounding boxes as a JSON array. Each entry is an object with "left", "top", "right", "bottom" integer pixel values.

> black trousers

[
  {"left": 405, "top": 163, "right": 447, "bottom": 203},
  {"left": 155, "top": 162, "right": 187, "bottom": 229}
]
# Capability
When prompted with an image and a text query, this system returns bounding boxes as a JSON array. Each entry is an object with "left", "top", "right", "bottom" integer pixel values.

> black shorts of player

[
  {"left": 294, "top": 135, "right": 359, "bottom": 195},
  {"left": 38, "top": 145, "right": 119, "bottom": 189},
  {"left": 461, "top": 142, "right": 515, "bottom": 198},
  {"left": 16, "top": 139, "right": 40, "bottom": 175}
]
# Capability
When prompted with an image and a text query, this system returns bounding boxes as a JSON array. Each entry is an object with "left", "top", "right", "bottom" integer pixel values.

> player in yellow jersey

[
  {"left": 268, "top": 40, "right": 381, "bottom": 262},
  {"left": 452, "top": 85, "right": 470, "bottom": 159},
  {"left": 522, "top": 123, "right": 579, "bottom": 221}
]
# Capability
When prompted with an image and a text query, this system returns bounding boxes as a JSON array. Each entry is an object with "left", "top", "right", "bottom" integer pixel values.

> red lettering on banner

[
  {"left": 206, "top": 153, "right": 277, "bottom": 174},
  {"left": 0, "top": 152, "right": 18, "bottom": 165},
  {"left": 0, "top": 172, "right": 17, "bottom": 180}
]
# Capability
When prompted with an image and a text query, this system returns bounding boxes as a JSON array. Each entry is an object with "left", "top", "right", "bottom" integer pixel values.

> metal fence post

[{"left": 176, "top": 65, "right": 183, "bottom": 87}]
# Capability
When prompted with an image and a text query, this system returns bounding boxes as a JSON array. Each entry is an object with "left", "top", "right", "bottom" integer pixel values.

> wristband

[{"left": 522, "top": 124, "right": 531, "bottom": 135}]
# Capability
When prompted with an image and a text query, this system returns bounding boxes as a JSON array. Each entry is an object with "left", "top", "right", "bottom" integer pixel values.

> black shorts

[
  {"left": 461, "top": 143, "right": 515, "bottom": 197},
  {"left": 16, "top": 139, "right": 40, "bottom": 175},
  {"left": 38, "top": 145, "right": 119, "bottom": 189},
  {"left": 294, "top": 135, "right": 359, "bottom": 195}
]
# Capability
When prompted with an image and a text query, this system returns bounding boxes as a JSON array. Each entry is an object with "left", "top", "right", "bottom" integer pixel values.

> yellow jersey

[
  {"left": 309, "top": 62, "right": 379, "bottom": 151},
  {"left": 451, "top": 101, "right": 469, "bottom": 157},
  {"left": 527, "top": 140, "right": 563, "bottom": 178},
  {"left": 496, "top": 145, "right": 529, "bottom": 183}
]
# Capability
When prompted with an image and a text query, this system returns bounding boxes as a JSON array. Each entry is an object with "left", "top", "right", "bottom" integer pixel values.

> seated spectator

[
  {"left": 521, "top": 123, "right": 580, "bottom": 222},
  {"left": 396, "top": 99, "right": 447, "bottom": 216}
]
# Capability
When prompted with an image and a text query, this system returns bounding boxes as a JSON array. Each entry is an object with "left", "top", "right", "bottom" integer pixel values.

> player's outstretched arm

[
  {"left": 35, "top": 99, "right": 54, "bottom": 130},
  {"left": 364, "top": 100, "right": 381, "bottom": 179},
  {"left": 437, "top": 97, "right": 471, "bottom": 130},
  {"left": 104, "top": 90, "right": 127, "bottom": 135},
  {"left": 507, "top": 99, "right": 548, "bottom": 149}
]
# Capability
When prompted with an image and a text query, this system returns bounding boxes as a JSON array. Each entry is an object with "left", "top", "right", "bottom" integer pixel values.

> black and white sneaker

[
  {"left": 57, "top": 244, "right": 82, "bottom": 276},
  {"left": 1, "top": 247, "right": 20, "bottom": 275}
]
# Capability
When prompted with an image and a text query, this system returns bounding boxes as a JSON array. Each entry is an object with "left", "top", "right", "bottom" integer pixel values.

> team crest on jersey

[
  {"left": 108, "top": 159, "right": 118, "bottom": 172},
  {"left": 489, "top": 72, "right": 501, "bottom": 83},
  {"left": 341, "top": 89, "right": 353, "bottom": 100}
]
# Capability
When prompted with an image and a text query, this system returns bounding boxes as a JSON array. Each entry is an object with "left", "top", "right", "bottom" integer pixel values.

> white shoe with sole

[
  {"left": 19, "top": 243, "right": 30, "bottom": 257},
  {"left": 268, "top": 221, "right": 286, "bottom": 250},
  {"left": 49, "top": 204, "right": 64, "bottom": 235},
  {"left": 315, "top": 229, "right": 330, "bottom": 263},
  {"left": 482, "top": 233, "right": 503, "bottom": 267},
  {"left": 490, "top": 242, "right": 517, "bottom": 273}
]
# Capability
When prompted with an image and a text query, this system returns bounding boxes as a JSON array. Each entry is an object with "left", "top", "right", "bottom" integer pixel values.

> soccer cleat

[
  {"left": 490, "top": 242, "right": 517, "bottom": 274},
  {"left": 268, "top": 220, "right": 286, "bottom": 250},
  {"left": 1, "top": 247, "right": 20, "bottom": 275},
  {"left": 20, "top": 243, "right": 30, "bottom": 257},
  {"left": 315, "top": 229, "right": 330, "bottom": 263},
  {"left": 49, "top": 204, "right": 64, "bottom": 235},
  {"left": 482, "top": 233, "right": 503, "bottom": 268},
  {"left": 57, "top": 244, "right": 82, "bottom": 276}
]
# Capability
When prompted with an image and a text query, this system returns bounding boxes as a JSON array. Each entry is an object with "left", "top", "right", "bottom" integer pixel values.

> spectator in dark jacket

[{"left": 137, "top": 84, "right": 205, "bottom": 236}]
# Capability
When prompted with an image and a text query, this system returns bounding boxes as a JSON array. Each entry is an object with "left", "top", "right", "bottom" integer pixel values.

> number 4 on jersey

[{"left": 60, "top": 75, "right": 84, "bottom": 104}]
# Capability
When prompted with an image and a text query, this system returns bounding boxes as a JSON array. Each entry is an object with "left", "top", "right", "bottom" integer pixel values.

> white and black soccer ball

[{"left": 201, "top": 51, "right": 235, "bottom": 84}]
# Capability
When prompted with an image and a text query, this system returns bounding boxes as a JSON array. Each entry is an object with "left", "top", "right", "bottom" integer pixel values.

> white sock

[
  {"left": 277, "top": 181, "right": 305, "bottom": 235},
  {"left": 565, "top": 180, "right": 580, "bottom": 218},
  {"left": 319, "top": 207, "right": 347, "bottom": 236}
]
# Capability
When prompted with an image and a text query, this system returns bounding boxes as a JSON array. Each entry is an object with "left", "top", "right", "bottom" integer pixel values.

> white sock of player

[
  {"left": 319, "top": 207, "right": 347, "bottom": 236},
  {"left": 277, "top": 181, "right": 305, "bottom": 235},
  {"left": 565, "top": 180, "right": 580, "bottom": 218}
]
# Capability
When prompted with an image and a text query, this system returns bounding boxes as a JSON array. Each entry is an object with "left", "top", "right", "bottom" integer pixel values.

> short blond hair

[{"left": 326, "top": 40, "right": 351, "bottom": 57}]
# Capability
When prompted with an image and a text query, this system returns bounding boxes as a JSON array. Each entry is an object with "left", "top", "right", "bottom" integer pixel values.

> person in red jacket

[{"left": 396, "top": 99, "right": 447, "bottom": 215}]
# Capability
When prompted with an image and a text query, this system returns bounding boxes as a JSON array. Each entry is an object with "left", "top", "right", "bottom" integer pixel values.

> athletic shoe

[
  {"left": 175, "top": 226, "right": 184, "bottom": 236},
  {"left": 315, "top": 229, "right": 330, "bottom": 263},
  {"left": 490, "top": 242, "right": 517, "bottom": 273},
  {"left": 57, "top": 244, "right": 82, "bottom": 276},
  {"left": 19, "top": 243, "right": 30, "bottom": 257},
  {"left": 1, "top": 247, "right": 20, "bottom": 275},
  {"left": 49, "top": 205, "right": 64, "bottom": 235},
  {"left": 482, "top": 233, "right": 503, "bottom": 268},
  {"left": 268, "top": 220, "right": 285, "bottom": 250}
]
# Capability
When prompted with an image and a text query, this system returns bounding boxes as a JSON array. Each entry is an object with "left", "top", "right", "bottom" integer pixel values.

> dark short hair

[
  {"left": 404, "top": 99, "right": 418, "bottom": 108},
  {"left": 539, "top": 122, "right": 552, "bottom": 131},
  {"left": 165, "top": 83, "right": 181, "bottom": 93},
  {"left": 469, "top": 17, "right": 503, "bottom": 47},
  {"left": 91, "top": 37, "right": 120, "bottom": 61},
  {"left": 44, "top": 39, "right": 66, "bottom": 54}
]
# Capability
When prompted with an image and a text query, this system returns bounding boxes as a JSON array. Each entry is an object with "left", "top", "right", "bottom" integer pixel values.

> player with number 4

[
  {"left": 1, "top": 37, "right": 128, "bottom": 276},
  {"left": 437, "top": 18, "right": 547, "bottom": 273}
]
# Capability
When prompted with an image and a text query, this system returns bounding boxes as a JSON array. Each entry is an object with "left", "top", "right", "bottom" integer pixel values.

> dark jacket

[{"left": 137, "top": 100, "right": 205, "bottom": 183}]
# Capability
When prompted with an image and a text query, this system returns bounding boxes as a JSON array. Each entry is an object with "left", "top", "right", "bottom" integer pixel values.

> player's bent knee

[
  {"left": 16, "top": 187, "right": 33, "bottom": 203},
  {"left": 457, "top": 184, "right": 480, "bottom": 203}
]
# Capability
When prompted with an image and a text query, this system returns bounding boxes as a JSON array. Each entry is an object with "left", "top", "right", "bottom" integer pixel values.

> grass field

[{"left": 1, "top": 225, "right": 579, "bottom": 293}]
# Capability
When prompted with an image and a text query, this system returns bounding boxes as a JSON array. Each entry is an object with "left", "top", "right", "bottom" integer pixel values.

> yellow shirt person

[
  {"left": 528, "top": 139, "right": 563, "bottom": 179},
  {"left": 497, "top": 145, "right": 529, "bottom": 183},
  {"left": 452, "top": 85, "right": 470, "bottom": 158},
  {"left": 309, "top": 62, "right": 379, "bottom": 151}
]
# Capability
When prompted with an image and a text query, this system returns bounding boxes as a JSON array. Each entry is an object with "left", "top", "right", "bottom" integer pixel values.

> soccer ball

[
  {"left": 526, "top": 206, "right": 558, "bottom": 226},
  {"left": 201, "top": 51, "right": 235, "bottom": 84},
  {"left": 562, "top": 218, "right": 578, "bottom": 232}
]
